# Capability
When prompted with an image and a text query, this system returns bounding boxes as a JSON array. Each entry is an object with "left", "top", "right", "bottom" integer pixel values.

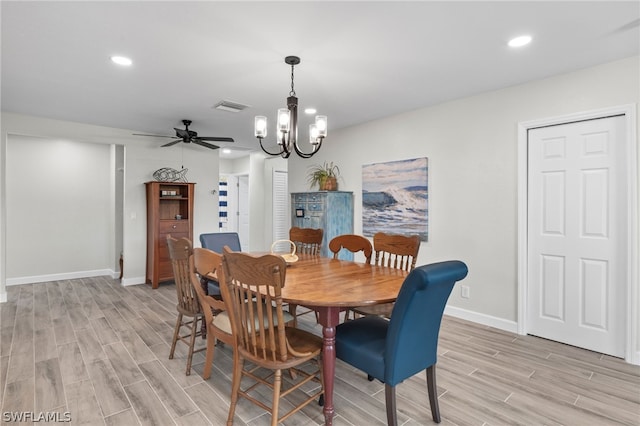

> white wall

[
  {"left": 0, "top": 113, "right": 220, "bottom": 299},
  {"left": 220, "top": 155, "right": 250, "bottom": 175},
  {"left": 6, "top": 135, "right": 113, "bottom": 281},
  {"left": 288, "top": 56, "right": 639, "bottom": 332}
]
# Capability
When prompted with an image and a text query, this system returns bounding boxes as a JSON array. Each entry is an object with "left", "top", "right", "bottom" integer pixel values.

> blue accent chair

[
  {"left": 335, "top": 260, "right": 468, "bottom": 424},
  {"left": 199, "top": 232, "right": 241, "bottom": 296}
]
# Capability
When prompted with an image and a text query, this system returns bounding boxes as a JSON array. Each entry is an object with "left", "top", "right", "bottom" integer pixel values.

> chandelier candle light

[{"left": 255, "top": 56, "right": 327, "bottom": 159}]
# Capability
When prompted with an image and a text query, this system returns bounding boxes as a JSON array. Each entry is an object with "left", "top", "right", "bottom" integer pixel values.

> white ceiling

[{"left": 2, "top": 1, "right": 639, "bottom": 156}]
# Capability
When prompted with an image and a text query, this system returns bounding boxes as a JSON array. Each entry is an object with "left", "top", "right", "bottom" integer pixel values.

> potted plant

[{"left": 306, "top": 161, "right": 340, "bottom": 191}]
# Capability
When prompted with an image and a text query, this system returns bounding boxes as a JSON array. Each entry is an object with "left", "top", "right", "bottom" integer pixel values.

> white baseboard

[
  {"left": 5, "top": 271, "right": 151, "bottom": 289},
  {"left": 121, "top": 276, "right": 146, "bottom": 287},
  {"left": 6, "top": 269, "right": 116, "bottom": 286},
  {"left": 444, "top": 305, "right": 519, "bottom": 334}
]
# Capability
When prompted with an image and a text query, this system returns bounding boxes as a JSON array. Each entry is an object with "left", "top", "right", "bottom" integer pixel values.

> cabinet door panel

[{"left": 159, "top": 262, "right": 174, "bottom": 281}]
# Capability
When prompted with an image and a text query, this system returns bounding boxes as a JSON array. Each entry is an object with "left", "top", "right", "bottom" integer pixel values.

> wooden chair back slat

[
  {"left": 373, "top": 232, "right": 420, "bottom": 272},
  {"left": 289, "top": 227, "right": 323, "bottom": 255}
]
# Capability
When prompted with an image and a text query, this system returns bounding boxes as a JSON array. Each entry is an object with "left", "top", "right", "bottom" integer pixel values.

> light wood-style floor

[{"left": 1, "top": 276, "right": 638, "bottom": 425}]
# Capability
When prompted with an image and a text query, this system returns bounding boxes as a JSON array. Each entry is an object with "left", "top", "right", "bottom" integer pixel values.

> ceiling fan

[{"left": 133, "top": 119, "right": 234, "bottom": 150}]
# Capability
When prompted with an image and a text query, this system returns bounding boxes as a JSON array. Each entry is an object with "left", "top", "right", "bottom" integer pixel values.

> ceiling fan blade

[
  {"left": 616, "top": 18, "right": 640, "bottom": 33},
  {"left": 161, "top": 139, "right": 182, "bottom": 147},
  {"left": 197, "top": 136, "right": 235, "bottom": 143},
  {"left": 174, "top": 128, "right": 190, "bottom": 138},
  {"left": 192, "top": 140, "right": 220, "bottom": 150},
  {"left": 132, "top": 133, "right": 175, "bottom": 138},
  {"left": 605, "top": 18, "right": 640, "bottom": 37}
]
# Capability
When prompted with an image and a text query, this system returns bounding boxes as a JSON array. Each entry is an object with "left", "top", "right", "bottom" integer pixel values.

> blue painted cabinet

[{"left": 291, "top": 191, "right": 354, "bottom": 260}]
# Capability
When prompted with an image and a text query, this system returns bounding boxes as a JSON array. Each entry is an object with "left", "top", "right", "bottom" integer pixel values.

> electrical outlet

[{"left": 461, "top": 285, "right": 470, "bottom": 299}]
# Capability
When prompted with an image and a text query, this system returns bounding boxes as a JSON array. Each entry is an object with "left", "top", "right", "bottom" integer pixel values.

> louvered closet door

[
  {"left": 527, "top": 115, "right": 627, "bottom": 357},
  {"left": 273, "top": 170, "right": 289, "bottom": 242},
  {"left": 238, "top": 175, "right": 249, "bottom": 250}
]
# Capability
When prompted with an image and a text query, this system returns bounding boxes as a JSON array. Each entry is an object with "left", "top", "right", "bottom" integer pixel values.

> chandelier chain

[{"left": 289, "top": 63, "right": 296, "bottom": 97}]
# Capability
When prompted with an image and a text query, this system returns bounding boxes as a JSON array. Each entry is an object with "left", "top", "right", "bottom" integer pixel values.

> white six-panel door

[{"left": 527, "top": 115, "right": 626, "bottom": 357}]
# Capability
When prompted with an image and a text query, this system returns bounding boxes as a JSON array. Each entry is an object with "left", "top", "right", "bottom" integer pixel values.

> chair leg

[
  {"left": 289, "top": 303, "right": 298, "bottom": 327},
  {"left": 271, "top": 369, "right": 282, "bottom": 426},
  {"left": 169, "top": 313, "right": 183, "bottom": 359},
  {"left": 426, "top": 365, "right": 441, "bottom": 423},
  {"left": 202, "top": 333, "right": 216, "bottom": 380},
  {"left": 185, "top": 315, "right": 199, "bottom": 376},
  {"left": 201, "top": 319, "right": 207, "bottom": 340},
  {"left": 199, "top": 277, "right": 208, "bottom": 339},
  {"left": 227, "top": 356, "right": 243, "bottom": 426},
  {"left": 385, "top": 384, "right": 398, "bottom": 426}
]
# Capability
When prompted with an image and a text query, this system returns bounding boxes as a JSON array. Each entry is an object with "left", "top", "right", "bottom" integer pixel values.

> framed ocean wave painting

[{"left": 362, "top": 157, "right": 428, "bottom": 241}]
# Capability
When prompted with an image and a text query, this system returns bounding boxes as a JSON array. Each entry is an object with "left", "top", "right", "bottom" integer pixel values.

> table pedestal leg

[{"left": 318, "top": 306, "right": 340, "bottom": 426}]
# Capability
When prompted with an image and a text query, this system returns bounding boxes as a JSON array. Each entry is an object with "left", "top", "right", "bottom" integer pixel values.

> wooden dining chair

[
  {"left": 189, "top": 248, "right": 235, "bottom": 380},
  {"left": 336, "top": 261, "right": 469, "bottom": 425},
  {"left": 221, "top": 248, "right": 324, "bottom": 426},
  {"left": 166, "top": 235, "right": 205, "bottom": 376},
  {"left": 289, "top": 227, "right": 323, "bottom": 255},
  {"left": 329, "top": 234, "right": 373, "bottom": 263},
  {"left": 350, "top": 232, "right": 421, "bottom": 319},
  {"left": 288, "top": 227, "right": 324, "bottom": 324}
]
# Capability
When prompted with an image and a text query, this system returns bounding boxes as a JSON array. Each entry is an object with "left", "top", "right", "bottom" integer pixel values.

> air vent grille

[{"left": 213, "top": 100, "right": 250, "bottom": 113}]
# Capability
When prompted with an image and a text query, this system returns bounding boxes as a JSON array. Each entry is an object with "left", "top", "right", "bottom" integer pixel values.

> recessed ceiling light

[
  {"left": 508, "top": 35, "right": 532, "bottom": 48},
  {"left": 110, "top": 56, "right": 132, "bottom": 66},
  {"left": 222, "top": 148, "right": 231, "bottom": 154},
  {"left": 304, "top": 108, "right": 317, "bottom": 115}
]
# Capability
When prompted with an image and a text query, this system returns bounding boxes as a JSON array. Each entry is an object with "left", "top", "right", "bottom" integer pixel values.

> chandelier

[{"left": 254, "top": 56, "right": 327, "bottom": 159}]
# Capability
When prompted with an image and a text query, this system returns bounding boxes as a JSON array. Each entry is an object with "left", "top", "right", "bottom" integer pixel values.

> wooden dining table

[{"left": 281, "top": 254, "right": 408, "bottom": 426}]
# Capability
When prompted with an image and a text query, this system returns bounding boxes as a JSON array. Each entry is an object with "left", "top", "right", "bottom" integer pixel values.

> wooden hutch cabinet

[
  {"left": 145, "top": 181, "right": 195, "bottom": 288},
  {"left": 291, "top": 191, "right": 354, "bottom": 260}
]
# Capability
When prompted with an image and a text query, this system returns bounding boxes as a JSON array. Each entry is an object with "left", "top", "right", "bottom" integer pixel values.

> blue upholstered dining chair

[
  {"left": 199, "top": 232, "right": 241, "bottom": 295},
  {"left": 335, "top": 260, "right": 468, "bottom": 425},
  {"left": 200, "top": 232, "right": 241, "bottom": 252}
]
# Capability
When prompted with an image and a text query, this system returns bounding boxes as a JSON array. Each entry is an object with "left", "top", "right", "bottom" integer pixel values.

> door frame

[{"left": 517, "top": 104, "right": 638, "bottom": 364}]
